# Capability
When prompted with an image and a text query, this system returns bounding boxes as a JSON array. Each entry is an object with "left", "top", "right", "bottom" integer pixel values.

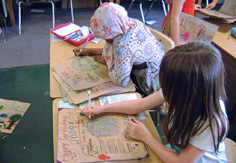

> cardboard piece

[
  {"left": 198, "top": 0, "right": 236, "bottom": 24},
  {"left": 219, "top": 0, "right": 236, "bottom": 16},
  {"left": 53, "top": 56, "right": 112, "bottom": 91},
  {"left": 198, "top": 9, "right": 236, "bottom": 23},
  {"left": 162, "top": 12, "right": 219, "bottom": 44},
  {"left": 53, "top": 72, "right": 135, "bottom": 105},
  {"left": 0, "top": 98, "right": 30, "bottom": 134},
  {"left": 179, "top": 12, "right": 219, "bottom": 44},
  {"left": 56, "top": 108, "right": 149, "bottom": 163}
]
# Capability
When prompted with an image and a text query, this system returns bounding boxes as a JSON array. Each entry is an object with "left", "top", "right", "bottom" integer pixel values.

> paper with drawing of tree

[{"left": 0, "top": 98, "right": 30, "bottom": 134}]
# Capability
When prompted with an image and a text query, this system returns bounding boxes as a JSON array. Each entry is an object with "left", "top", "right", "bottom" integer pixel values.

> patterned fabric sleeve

[{"left": 106, "top": 33, "right": 134, "bottom": 87}]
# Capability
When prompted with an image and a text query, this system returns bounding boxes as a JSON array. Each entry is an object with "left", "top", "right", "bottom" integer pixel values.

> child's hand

[
  {"left": 194, "top": 4, "right": 202, "bottom": 11},
  {"left": 81, "top": 104, "right": 103, "bottom": 118},
  {"left": 127, "top": 119, "right": 151, "bottom": 142},
  {"left": 205, "top": 2, "right": 217, "bottom": 10},
  {"left": 73, "top": 48, "right": 103, "bottom": 57},
  {"left": 73, "top": 48, "right": 91, "bottom": 56},
  {"left": 91, "top": 55, "right": 107, "bottom": 65}
]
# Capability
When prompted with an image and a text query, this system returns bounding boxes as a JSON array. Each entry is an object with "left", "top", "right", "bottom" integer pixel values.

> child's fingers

[
  {"left": 81, "top": 104, "right": 88, "bottom": 111},
  {"left": 130, "top": 119, "right": 142, "bottom": 125},
  {"left": 82, "top": 104, "right": 98, "bottom": 117},
  {"left": 79, "top": 51, "right": 90, "bottom": 56},
  {"left": 83, "top": 109, "right": 92, "bottom": 116}
]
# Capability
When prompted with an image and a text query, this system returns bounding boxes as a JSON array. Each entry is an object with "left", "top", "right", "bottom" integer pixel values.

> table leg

[{"left": 6, "top": 0, "right": 15, "bottom": 26}]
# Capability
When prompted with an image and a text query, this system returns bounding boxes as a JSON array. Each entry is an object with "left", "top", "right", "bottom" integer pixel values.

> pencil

[
  {"left": 88, "top": 90, "right": 91, "bottom": 119},
  {"left": 77, "top": 38, "right": 89, "bottom": 56}
]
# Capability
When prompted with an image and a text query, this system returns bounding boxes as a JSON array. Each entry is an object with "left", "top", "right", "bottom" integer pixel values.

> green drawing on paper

[
  {"left": 87, "top": 116, "right": 118, "bottom": 137},
  {"left": 71, "top": 57, "right": 100, "bottom": 72}
]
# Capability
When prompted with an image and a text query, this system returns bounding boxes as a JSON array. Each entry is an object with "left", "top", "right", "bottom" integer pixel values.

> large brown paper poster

[
  {"left": 53, "top": 57, "right": 112, "bottom": 91},
  {"left": 57, "top": 108, "right": 149, "bottom": 163}
]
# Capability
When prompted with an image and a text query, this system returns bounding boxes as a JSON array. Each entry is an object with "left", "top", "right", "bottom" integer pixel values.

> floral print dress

[{"left": 91, "top": 2, "right": 165, "bottom": 95}]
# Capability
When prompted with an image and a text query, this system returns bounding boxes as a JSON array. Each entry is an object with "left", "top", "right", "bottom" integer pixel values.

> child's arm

[
  {"left": 73, "top": 47, "right": 105, "bottom": 65},
  {"left": 73, "top": 47, "right": 103, "bottom": 56},
  {"left": 128, "top": 120, "right": 206, "bottom": 163},
  {"left": 205, "top": 0, "right": 219, "bottom": 10},
  {"left": 170, "top": 0, "right": 186, "bottom": 46},
  {"left": 81, "top": 90, "right": 165, "bottom": 116},
  {"left": 145, "top": 137, "right": 205, "bottom": 162},
  {"left": 194, "top": 4, "right": 202, "bottom": 11}
]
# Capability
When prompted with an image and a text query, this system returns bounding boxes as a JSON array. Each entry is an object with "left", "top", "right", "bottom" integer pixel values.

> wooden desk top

[
  {"left": 53, "top": 94, "right": 163, "bottom": 163},
  {"left": 50, "top": 34, "right": 105, "bottom": 98},
  {"left": 203, "top": 18, "right": 236, "bottom": 60}
]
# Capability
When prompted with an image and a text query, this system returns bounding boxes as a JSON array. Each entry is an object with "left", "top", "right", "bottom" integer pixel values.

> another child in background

[
  {"left": 195, "top": 0, "right": 220, "bottom": 10},
  {"left": 162, "top": 0, "right": 195, "bottom": 46},
  {"left": 74, "top": 2, "right": 165, "bottom": 96},
  {"left": 82, "top": 42, "right": 229, "bottom": 162}
]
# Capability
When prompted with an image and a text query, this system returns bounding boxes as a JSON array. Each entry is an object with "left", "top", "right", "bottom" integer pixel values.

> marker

[
  {"left": 88, "top": 90, "right": 91, "bottom": 119},
  {"left": 131, "top": 118, "right": 135, "bottom": 123},
  {"left": 76, "top": 38, "right": 89, "bottom": 56}
]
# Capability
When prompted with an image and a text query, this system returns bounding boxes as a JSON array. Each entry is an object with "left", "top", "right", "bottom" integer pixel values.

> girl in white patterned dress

[{"left": 75, "top": 2, "right": 165, "bottom": 96}]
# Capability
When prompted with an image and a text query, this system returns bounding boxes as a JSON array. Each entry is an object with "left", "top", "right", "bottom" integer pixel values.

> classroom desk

[
  {"left": 53, "top": 95, "right": 163, "bottom": 163},
  {"left": 50, "top": 34, "right": 105, "bottom": 99},
  {"left": 204, "top": 18, "right": 236, "bottom": 122}
]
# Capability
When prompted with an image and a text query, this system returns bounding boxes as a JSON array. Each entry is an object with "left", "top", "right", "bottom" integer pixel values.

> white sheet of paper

[
  {"left": 53, "top": 23, "right": 81, "bottom": 36},
  {"left": 99, "top": 93, "right": 138, "bottom": 105}
]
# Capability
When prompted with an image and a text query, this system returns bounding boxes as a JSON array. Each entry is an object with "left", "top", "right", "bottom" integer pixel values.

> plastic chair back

[{"left": 148, "top": 27, "right": 175, "bottom": 52}]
